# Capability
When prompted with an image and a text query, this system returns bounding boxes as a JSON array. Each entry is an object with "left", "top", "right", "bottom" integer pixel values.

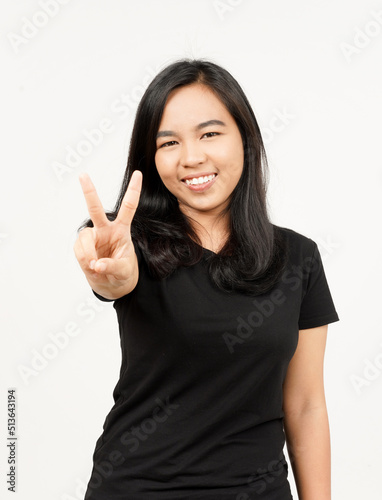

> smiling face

[{"left": 154, "top": 83, "right": 244, "bottom": 228}]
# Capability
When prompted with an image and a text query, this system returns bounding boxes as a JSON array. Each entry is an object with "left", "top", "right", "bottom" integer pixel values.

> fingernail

[
  {"left": 89, "top": 260, "right": 96, "bottom": 270},
  {"left": 96, "top": 262, "right": 106, "bottom": 272}
]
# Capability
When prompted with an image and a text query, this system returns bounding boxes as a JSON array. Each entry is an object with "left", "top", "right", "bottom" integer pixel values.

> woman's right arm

[{"left": 73, "top": 170, "right": 143, "bottom": 300}]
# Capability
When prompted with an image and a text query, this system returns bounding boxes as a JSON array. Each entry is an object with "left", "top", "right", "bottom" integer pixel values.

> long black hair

[{"left": 77, "top": 58, "right": 288, "bottom": 296}]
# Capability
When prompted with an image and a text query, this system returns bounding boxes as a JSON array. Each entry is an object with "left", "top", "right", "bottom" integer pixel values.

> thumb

[{"left": 94, "top": 257, "right": 130, "bottom": 280}]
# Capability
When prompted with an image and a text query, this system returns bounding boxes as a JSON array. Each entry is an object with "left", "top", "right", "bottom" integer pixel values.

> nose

[{"left": 179, "top": 140, "right": 207, "bottom": 168}]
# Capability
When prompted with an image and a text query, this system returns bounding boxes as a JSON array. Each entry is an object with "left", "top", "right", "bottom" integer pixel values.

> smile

[{"left": 181, "top": 173, "right": 218, "bottom": 192}]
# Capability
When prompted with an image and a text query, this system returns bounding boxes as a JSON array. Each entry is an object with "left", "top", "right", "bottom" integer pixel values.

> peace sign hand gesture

[{"left": 73, "top": 170, "right": 143, "bottom": 300}]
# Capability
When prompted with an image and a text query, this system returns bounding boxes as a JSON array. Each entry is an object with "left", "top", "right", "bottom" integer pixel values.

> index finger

[
  {"left": 78, "top": 173, "right": 109, "bottom": 228},
  {"left": 115, "top": 170, "right": 143, "bottom": 227}
]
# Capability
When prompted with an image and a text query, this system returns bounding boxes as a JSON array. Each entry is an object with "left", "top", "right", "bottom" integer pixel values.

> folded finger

[
  {"left": 77, "top": 228, "right": 98, "bottom": 269},
  {"left": 93, "top": 257, "right": 131, "bottom": 281},
  {"left": 73, "top": 237, "right": 90, "bottom": 272}
]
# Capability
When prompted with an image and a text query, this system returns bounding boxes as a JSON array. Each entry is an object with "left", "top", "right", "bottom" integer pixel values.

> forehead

[{"left": 160, "top": 83, "right": 230, "bottom": 121}]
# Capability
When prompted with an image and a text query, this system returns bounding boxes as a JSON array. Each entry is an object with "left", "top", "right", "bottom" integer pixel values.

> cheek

[
  {"left": 217, "top": 147, "right": 244, "bottom": 177},
  {"left": 215, "top": 137, "right": 244, "bottom": 164},
  {"left": 155, "top": 154, "right": 176, "bottom": 186},
  {"left": 155, "top": 154, "right": 167, "bottom": 178}
]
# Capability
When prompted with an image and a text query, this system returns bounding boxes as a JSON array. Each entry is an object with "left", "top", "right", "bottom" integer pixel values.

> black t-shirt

[{"left": 84, "top": 226, "right": 339, "bottom": 500}]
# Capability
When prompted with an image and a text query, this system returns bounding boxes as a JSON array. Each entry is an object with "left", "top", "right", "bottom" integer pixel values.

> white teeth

[{"left": 185, "top": 174, "right": 216, "bottom": 186}]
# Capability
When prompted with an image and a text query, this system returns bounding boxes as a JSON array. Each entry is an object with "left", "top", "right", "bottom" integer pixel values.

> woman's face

[{"left": 154, "top": 83, "right": 244, "bottom": 222}]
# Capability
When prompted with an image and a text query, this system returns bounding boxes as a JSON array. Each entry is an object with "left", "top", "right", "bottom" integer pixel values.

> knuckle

[
  {"left": 73, "top": 240, "right": 83, "bottom": 256},
  {"left": 78, "top": 227, "right": 94, "bottom": 242},
  {"left": 88, "top": 204, "right": 104, "bottom": 216},
  {"left": 122, "top": 200, "right": 136, "bottom": 210},
  {"left": 75, "top": 253, "right": 86, "bottom": 266}
]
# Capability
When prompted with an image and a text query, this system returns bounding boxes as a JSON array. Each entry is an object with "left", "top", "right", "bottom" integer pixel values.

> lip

[
  {"left": 181, "top": 173, "right": 218, "bottom": 192},
  {"left": 181, "top": 171, "right": 217, "bottom": 181}
]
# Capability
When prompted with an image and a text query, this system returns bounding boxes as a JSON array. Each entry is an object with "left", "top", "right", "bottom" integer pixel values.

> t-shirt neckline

[{"left": 201, "top": 247, "right": 217, "bottom": 255}]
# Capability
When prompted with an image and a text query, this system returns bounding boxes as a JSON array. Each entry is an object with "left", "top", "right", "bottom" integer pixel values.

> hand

[{"left": 73, "top": 170, "right": 143, "bottom": 299}]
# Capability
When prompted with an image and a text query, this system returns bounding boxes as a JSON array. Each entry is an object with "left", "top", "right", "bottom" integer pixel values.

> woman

[{"left": 74, "top": 59, "right": 339, "bottom": 499}]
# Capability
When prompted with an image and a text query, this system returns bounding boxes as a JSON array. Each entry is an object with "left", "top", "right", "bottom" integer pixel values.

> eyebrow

[{"left": 156, "top": 119, "right": 227, "bottom": 140}]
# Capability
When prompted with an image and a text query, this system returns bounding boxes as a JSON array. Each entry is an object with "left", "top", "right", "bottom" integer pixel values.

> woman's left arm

[{"left": 282, "top": 324, "right": 331, "bottom": 500}]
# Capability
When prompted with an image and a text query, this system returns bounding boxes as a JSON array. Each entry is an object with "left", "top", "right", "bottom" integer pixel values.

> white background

[{"left": 1, "top": 0, "right": 381, "bottom": 498}]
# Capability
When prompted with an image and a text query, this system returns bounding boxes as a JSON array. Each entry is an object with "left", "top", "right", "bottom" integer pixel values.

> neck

[{"left": 182, "top": 210, "right": 231, "bottom": 252}]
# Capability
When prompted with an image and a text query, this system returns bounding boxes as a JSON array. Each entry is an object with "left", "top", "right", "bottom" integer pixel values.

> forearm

[{"left": 283, "top": 404, "right": 331, "bottom": 500}]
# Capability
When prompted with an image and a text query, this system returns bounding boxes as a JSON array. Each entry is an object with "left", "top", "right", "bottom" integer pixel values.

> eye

[
  {"left": 159, "top": 140, "right": 177, "bottom": 148},
  {"left": 202, "top": 132, "right": 220, "bottom": 138},
  {"left": 158, "top": 132, "right": 220, "bottom": 149}
]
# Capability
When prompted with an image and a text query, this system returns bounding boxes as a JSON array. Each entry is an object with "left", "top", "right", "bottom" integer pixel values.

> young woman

[{"left": 74, "top": 59, "right": 339, "bottom": 500}]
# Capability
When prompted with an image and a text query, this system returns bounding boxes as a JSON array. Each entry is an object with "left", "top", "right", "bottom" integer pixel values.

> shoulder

[{"left": 273, "top": 224, "right": 317, "bottom": 262}]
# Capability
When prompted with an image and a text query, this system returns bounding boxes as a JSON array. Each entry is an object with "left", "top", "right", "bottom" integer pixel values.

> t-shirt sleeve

[
  {"left": 298, "top": 241, "right": 340, "bottom": 329},
  {"left": 92, "top": 239, "right": 142, "bottom": 302},
  {"left": 92, "top": 290, "right": 114, "bottom": 302}
]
